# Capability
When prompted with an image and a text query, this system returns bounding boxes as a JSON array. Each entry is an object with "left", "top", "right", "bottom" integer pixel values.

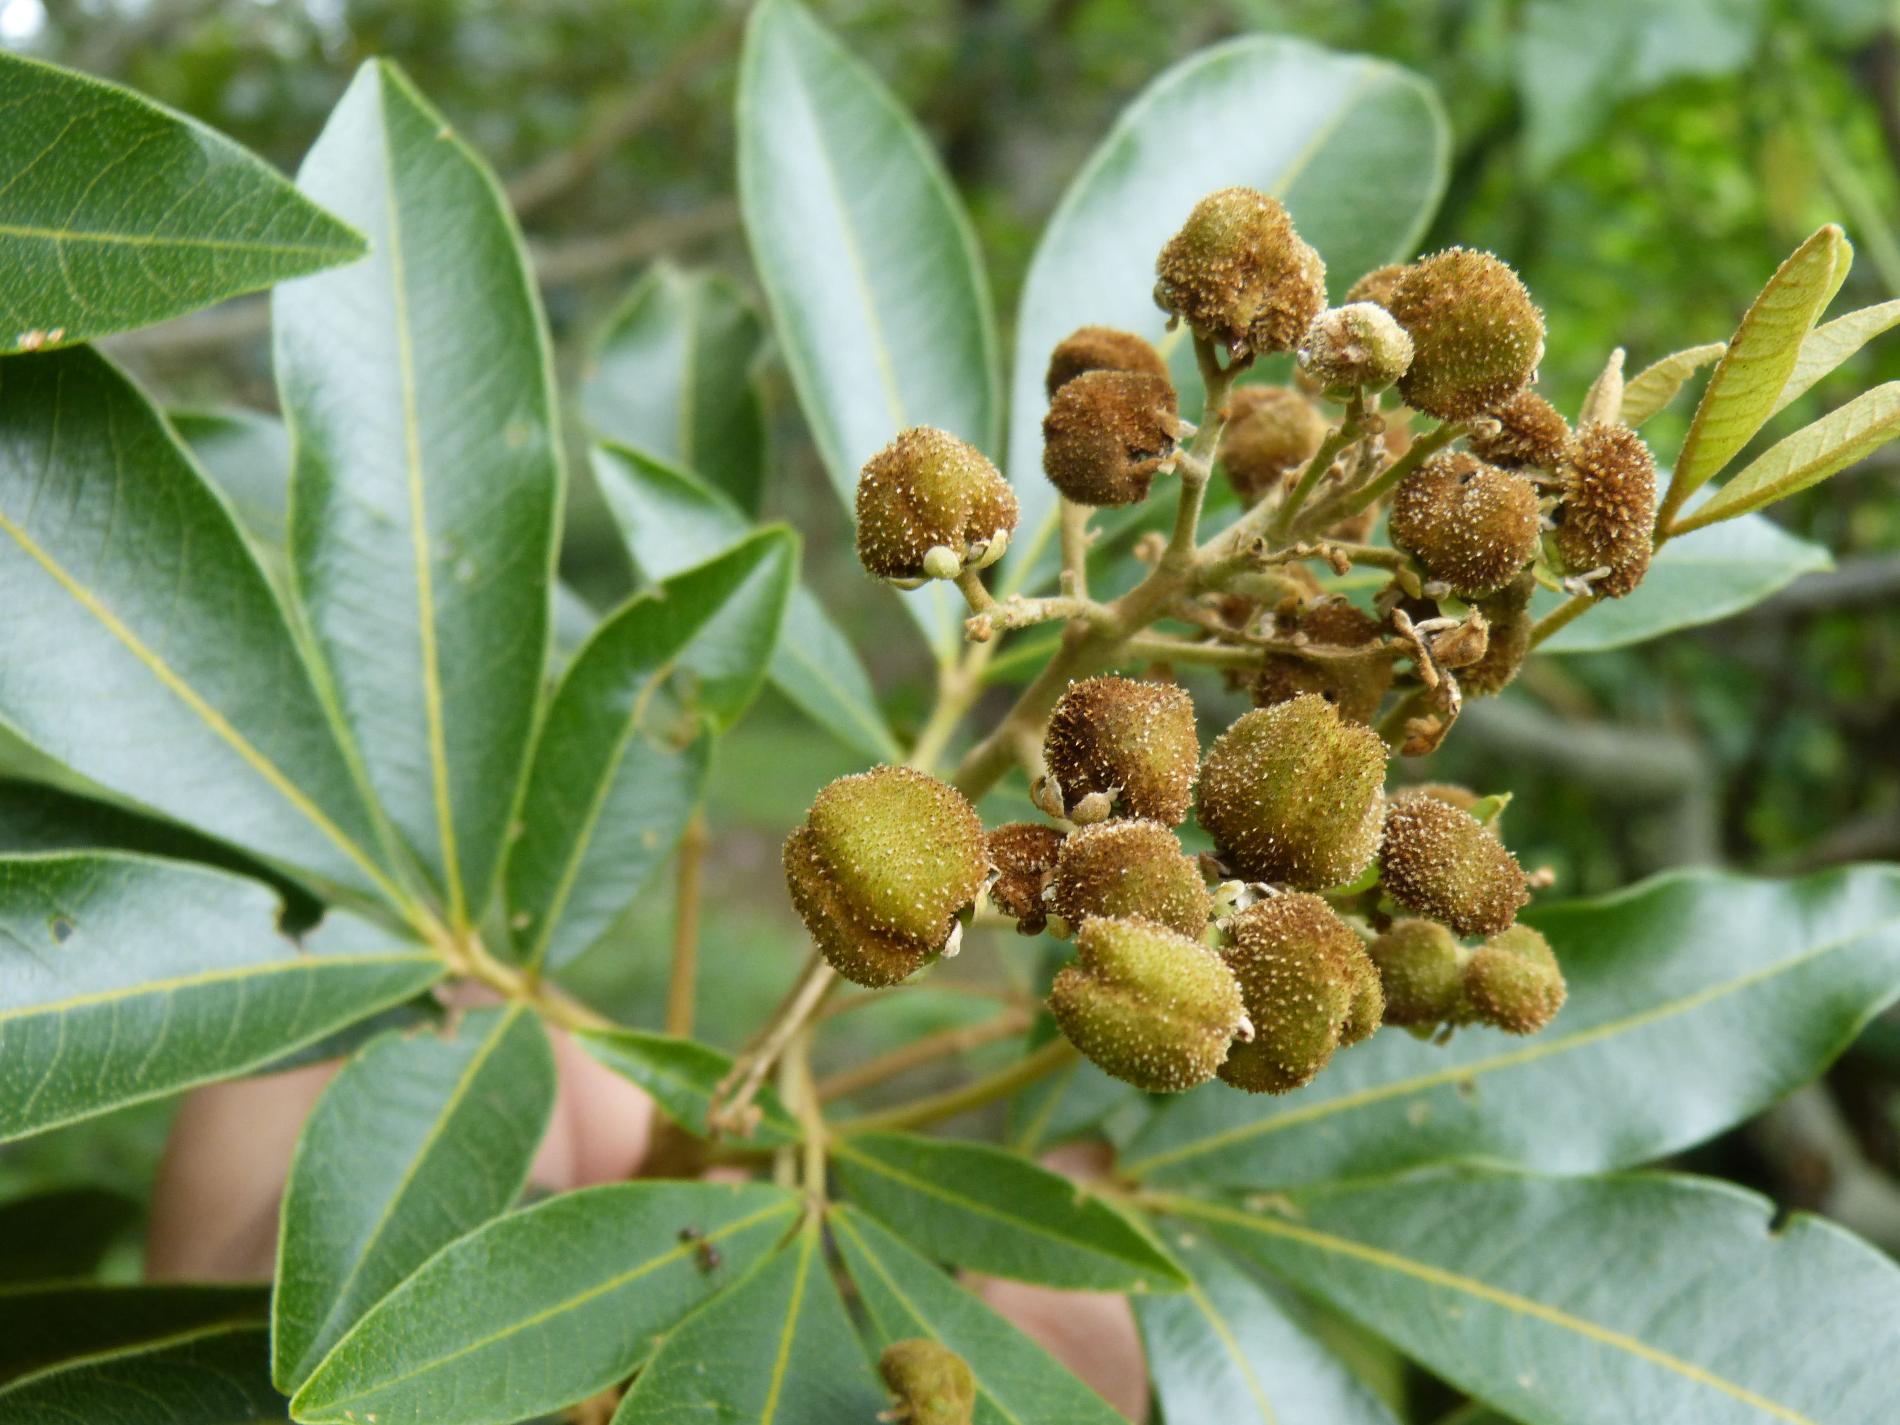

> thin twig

[
  {"left": 835, "top": 1038, "right": 1082, "bottom": 1137},
  {"left": 816, "top": 1007, "right": 1035, "bottom": 1103}
]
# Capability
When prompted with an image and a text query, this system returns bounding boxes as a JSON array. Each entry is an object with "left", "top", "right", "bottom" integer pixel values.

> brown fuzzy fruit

[
  {"left": 1219, "top": 386, "right": 1329, "bottom": 505},
  {"left": 1043, "top": 675, "right": 1200, "bottom": 825},
  {"left": 1461, "top": 571, "right": 1535, "bottom": 697},
  {"left": 1367, "top": 918, "right": 1468, "bottom": 1027},
  {"left": 880, "top": 1340, "right": 976, "bottom": 1425},
  {"left": 1469, "top": 390, "right": 1570, "bottom": 471},
  {"left": 1218, "top": 893, "right": 1377, "bottom": 1093},
  {"left": 1464, "top": 924, "right": 1566, "bottom": 1034},
  {"left": 1345, "top": 263, "right": 1410, "bottom": 309},
  {"left": 855, "top": 427, "right": 1018, "bottom": 582},
  {"left": 986, "top": 822, "right": 1066, "bottom": 935},
  {"left": 1380, "top": 791, "right": 1528, "bottom": 938},
  {"left": 1299, "top": 302, "right": 1415, "bottom": 395},
  {"left": 1153, "top": 187, "right": 1327, "bottom": 357},
  {"left": 1388, "top": 451, "right": 1542, "bottom": 599},
  {"left": 1050, "top": 819, "right": 1212, "bottom": 939},
  {"left": 1197, "top": 693, "right": 1388, "bottom": 891},
  {"left": 1387, "top": 248, "right": 1546, "bottom": 421},
  {"left": 1050, "top": 915, "right": 1244, "bottom": 1092},
  {"left": 783, "top": 767, "right": 988, "bottom": 987},
  {"left": 1555, "top": 421, "right": 1657, "bottom": 598},
  {"left": 1045, "top": 325, "right": 1171, "bottom": 397},
  {"left": 1043, "top": 370, "right": 1180, "bottom": 507}
]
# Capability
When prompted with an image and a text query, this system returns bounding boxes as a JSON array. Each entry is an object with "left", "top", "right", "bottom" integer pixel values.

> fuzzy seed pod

[
  {"left": 1050, "top": 819, "right": 1212, "bottom": 939},
  {"left": 1219, "top": 386, "right": 1328, "bottom": 505},
  {"left": 1299, "top": 302, "right": 1415, "bottom": 394},
  {"left": 1461, "top": 571, "right": 1535, "bottom": 697},
  {"left": 1217, "top": 893, "right": 1373, "bottom": 1093},
  {"left": 1388, "top": 451, "right": 1541, "bottom": 599},
  {"left": 1469, "top": 390, "right": 1570, "bottom": 471},
  {"left": 986, "top": 822, "right": 1065, "bottom": 935},
  {"left": 855, "top": 427, "right": 1018, "bottom": 582},
  {"left": 1345, "top": 263, "right": 1409, "bottom": 309},
  {"left": 1043, "top": 370, "right": 1180, "bottom": 507},
  {"left": 1198, "top": 694, "right": 1388, "bottom": 891},
  {"left": 1386, "top": 248, "right": 1545, "bottom": 421},
  {"left": 1251, "top": 597, "right": 1394, "bottom": 725},
  {"left": 1554, "top": 421, "right": 1657, "bottom": 598},
  {"left": 1407, "top": 782, "right": 1482, "bottom": 813},
  {"left": 1153, "top": 187, "right": 1327, "bottom": 357},
  {"left": 783, "top": 767, "right": 987, "bottom": 987},
  {"left": 1050, "top": 915, "right": 1244, "bottom": 1092},
  {"left": 1368, "top": 918, "right": 1468, "bottom": 1027},
  {"left": 1464, "top": 924, "right": 1566, "bottom": 1034},
  {"left": 1380, "top": 791, "right": 1528, "bottom": 938},
  {"left": 1043, "top": 675, "right": 1199, "bottom": 824},
  {"left": 880, "top": 1340, "right": 976, "bottom": 1425},
  {"left": 1045, "top": 325, "right": 1171, "bottom": 397}
]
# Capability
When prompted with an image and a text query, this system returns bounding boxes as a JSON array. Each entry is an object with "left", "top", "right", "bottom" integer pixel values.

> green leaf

[
  {"left": 1617, "top": 342, "right": 1726, "bottom": 427},
  {"left": 275, "top": 60, "right": 563, "bottom": 923},
  {"left": 1663, "top": 225, "right": 1847, "bottom": 526},
  {"left": 0, "top": 1323, "right": 284, "bottom": 1423},
  {"left": 611, "top": 1219, "right": 885, "bottom": 1423},
  {"left": 830, "top": 1205, "right": 1128, "bottom": 1425},
  {"left": 1774, "top": 296, "right": 1900, "bottom": 414},
  {"left": 1177, "top": 1169, "right": 1900, "bottom": 1425},
  {"left": 273, "top": 1005, "right": 557, "bottom": 1392},
  {"left": 0, "top": 1188, "right": 139, "bottom": 1285},
  {"left": 581, "top": 262, "right": 768, "bottom": 511},
  {"left": 1004, "top": 36, "right": 1448, "bottom": 591},
  {"left": 1134, "top": 1229, "right": 1395, "bottom": 1425},
  {"left": 593, "top": 443, "right": 900, "bottom": 760},
  {"left": 0, "top": 346, "right": 401, "bottom": 905},
  {"left": 1121, "top": 866, "right": 1900, "bottom": 1191},
  {"left": 291, "top": 1182, "right": 800, "bottom": 1425},
  {"left": 737, "top": 0, "right": 1001, "bottom": 654},
  {"left": 1530, "top": 510, "right": 1830, "bottom": 654},
  {"left": 504, "top": 530, "right": 794, "bottom": 971},
  {"left": 0, "top": 853, "right": 442, "bottom": 1142},
  {"left": 0, "top": 51, "right": 364, "bottom": 353},
  {"left": 1673, "top": 382, "right": 1900, "bottom": 532},
  {"left": 573, "top": 1027, "right": 799, "bottom": 1146},
  {"left": 168, "top": 408, "right": 293, "bottom": 552},
  {"left": 0, "top": 1283, "right": 265, "bottom": 1386},
  {"left": 833, "top": 1132, "right": 1186, "bottom": 1293}
]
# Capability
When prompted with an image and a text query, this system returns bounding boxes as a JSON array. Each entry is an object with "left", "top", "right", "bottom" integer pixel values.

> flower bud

[
  {"left": 1043, "top": 675, "right": 1199, "bottom": 824},
  {"left": 1217, "top": 893, "right": 1375, "bottom": 1093},
  {"left": 1554, "top": 421, "right": 1657, "bottom": 598},
  {"left": 1218, "top": 385, "right": 1328, "bottom": 505},
  {"left": 1198, "top": 693, "right": 1387, "bottom": 891},
  {"left": 1367, "top": 918, "right": 1467, "bottom": 1027},
  {"left": 856, "top": 428, "right": 1018, "bottom": 582},
  {"left": 986, "top": 822, "right": 1065, "bottom": 935},
  {"left": 880, "top": 1339, "right": 976, "bottom": 1425},
  {"left": 1388, "top": 451, "right": 1541, "bottom": 599},
  {"left": 1050, "top": 819, "right": 1212, "bottom": 939},
  {"left": 1345, "top": 263, "right": 1409, "bottom": 309},
  {"left": 1042, "top": 370, "right": 1180, "bottom": 507},
  {"left": 783, "top": 766, "right": 987, "bottom": 987},
  {"left": 1380, "top": 791, "right": 1528, "bottom": 938},
  {"left": 1386, "top": 248, "right": 1545, "bottom": 421},
  {"left": 1461, "top": 571, "right": 1535, "bottom": 697},
  {"left": 1464, "top": 924, "right": 1566, "bottom": 1034},
  {"left": 1468, "top": 389, "right": 1570, "bottom": 471},
  {"left": 1299, "top": 302, "right": 1414, "bottom": 394},
  {"left": 1050, "top": 915, "right": 1244, "bottom": 1092},
  {"left": 1045, "top": 325, "right": 1171, "bottom": 398},
  {"left": 1153, "top": 187, "right": 1327, "bottom": 357}
]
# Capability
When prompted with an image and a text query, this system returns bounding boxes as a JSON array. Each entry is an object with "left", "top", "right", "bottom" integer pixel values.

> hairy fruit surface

[
  {"left": 1153, "top": 186, "right": 1326, "bottom": 357},
  {"left": 1555, "top": 421, "right": 1658, "bottom": 598},
  {"left": 1043, "top": 675, "right": 1200, "bottom": 824},
  {"left": 1380, "top": 791, "right": 1529, "bottom": 937},
  {"left": 1046, "top": 325, "right": 1171, "bottom": 397},
  {"left": 1043, "top": 370, "right": 1180, "bottom": 507},
  {"left": 855, "top": 427, "right": 1018, "bottom": 582},
  {"left": 1050, "top": 819, "right": 1212, "bottom": 939},
  {"left": 1218, "top": 893, "right": 1377, "bottom": 1093},
  {"left": 1388, "top": 451, "right": 1542, "bottom": 599},
  {"left": 1387, "top": 248, "right": 1545, "bottom": 421}
]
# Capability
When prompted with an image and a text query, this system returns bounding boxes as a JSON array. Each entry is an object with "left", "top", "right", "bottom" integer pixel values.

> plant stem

[
  {"left": 711, "top": 949, "right": 837, "bottom": 1136},
  {"left": 664, "top": 812, "right": 709, "bottom": 1038},
  {"left": 1270, "top": 389, "right": 1365, "bottom": 543},
  {"left": 1124, "top": 633, "right": 1268, "bottom": 670},
  {"left": 1296, "top": 420, "right": 1463, "bottom": 538},
  {"left": 1530, "top": 591, "right": 1595, "bottom": 649},
  {"left": 835, "top": 1038, "right": 1082, "bottom": 1137},
  {"left": 816, "top": 1006, "right": 1034, "bottom": 1103},
  {"left": 1059, "top": 498, "right": 1092, "bottom": 599}
]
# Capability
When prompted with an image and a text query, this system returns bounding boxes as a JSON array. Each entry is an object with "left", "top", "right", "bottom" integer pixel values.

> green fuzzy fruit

[
  {"left": 1217, "top": 893, "right": 1375, "bottom": 1093},
  {"left": 1386, "top": 248, "right": 1545, "bottom": 421},
  {"left": 1298, "top": 302, "right": 1414, "bottom": 394},
  {"left": 1379, "top": 791, "right": 1528, "bottom": 938},
  {"left": 880, "top": 1339, "right": 976, "bottom": 1425},
  {"left": 1050, "top": 819, "right": 1212, "bottom": 939},
  {"left": 1368, "top": 918, "right": 1469, "bottom": 1027},
  {"left": 1465, "top": 924, "right": 1566, "bottom": 1034},
  {"left": 1153, "top": 187, "right": 1327, "bottom": 357},
  {"left": 1043, "top": 674, "right": 1200, "bottom": 824},
  {"left": 855, "top": 427, "right": 1018, "bottom": 582}
]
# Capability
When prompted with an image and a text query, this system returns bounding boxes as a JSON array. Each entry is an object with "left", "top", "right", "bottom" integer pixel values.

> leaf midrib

[{"left": 0, "top": 221, "right": 355, "bottom": 256}]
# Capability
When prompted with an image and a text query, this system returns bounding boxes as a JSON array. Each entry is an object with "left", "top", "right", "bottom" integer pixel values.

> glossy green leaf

[
  {"left": 1179, "top": 1170, "right": 1900, "bottom": 1425},
  {"left": 169, "top": 408, "right": 294, "bottom": 552},
  {"left": 0, "top": 51, "right": 363, "bottom": 353},
  {"left": 593, "top": 443, "right": 900, "bottom": 760},
  {"left": 1122, "top": 866, "right": 1900, "bottom": 1190},
  {"left": 1009, "top": 1018, "right": 1146, "bottom": 1154},
  {"left": 505, "top": 530, "right": 793, "bottom": 971},
  {"left": 1664, "top": 226, "right": 1847, "bottom": 524},
  {"left": 291, "top": 1182, "right": 800, "bottom": 1425},
  {"left": 1618, "top": 342, "right": 1726, "bottom": 427},
  {"left": 1674, "top": 382, "right": 1900, "bottom": 532},
  {"left": 0, "top": 1283, "right": 265, "bottom": 1386},
  {"left": 0, "top": 1324, "right": 284, "bottom": 1423},
  {"left": 275, "top": 60, "right": 563, "bottom": 923},
  {"left": 0, "top": 1189, "right": 139, "bottom": 1285},
  {"left": 1530, "top": 510, "right": 1830, "bottom": 654},
  {"left": 573, "top": 1027, "right": 799, "bottom": 1146},
  {"left": 830, "top": 1205, "right": 1128, "bottom": 1425},
  {"left": 1773, "top": 296, "right": 1900, "bottom": 414},
  {"left": 1004, "top": 36, "right": 1448, "bottom": 591},
  {"left": 582, "top": 263, "right": 768, "bottom": 510},
  {"left": 273, "top": 1005, "right": 556, "bottom": 1391},
  {"left": 0, "top": 853, "right": 442, "bottom": 1142},
  {"left": 1135, "top": 1229, "right": 1395, "bottom": 1425},
  {"left": 0, "top": 347, "right": 400, "bottom": 904},
  {"left": 612, "top": 1220, "right": 885, "bottom": 1423},
  {"left": 737, "top": 0, "right": 1000, "bottom": 653},
  {"left": 833, "top": 1132, "right": 1185, "bottom": 1292}
]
